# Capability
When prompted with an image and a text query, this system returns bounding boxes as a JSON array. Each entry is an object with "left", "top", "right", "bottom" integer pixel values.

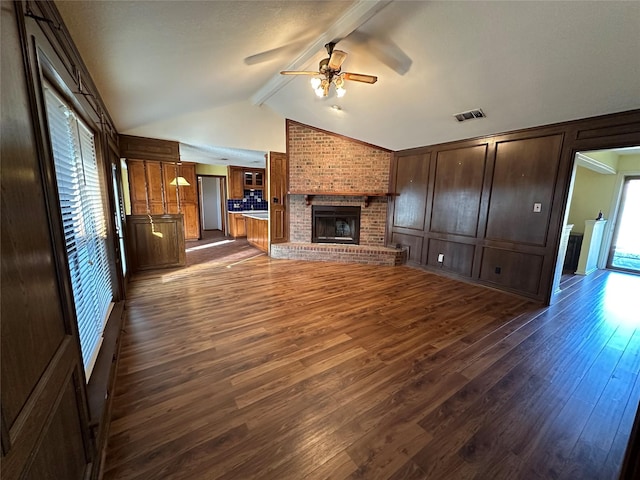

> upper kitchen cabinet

[
  {"left": 228, "top": 166, "right": 245, "bottom": 199},
  {"left": 228, "top": 166, "right": 266, "bottom": 198},
  {"left": 163, "top": 162, "right": 199, "bottom": 240},
  {"left": 128, "top": 159, "right": 165, "bottom": 214},
  {"left": 244, "top": 170, "right": 264, "bottom": 189}
]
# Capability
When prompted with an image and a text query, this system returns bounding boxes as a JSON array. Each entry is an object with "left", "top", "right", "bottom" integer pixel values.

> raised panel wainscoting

[{"left": 388, "top": 111, "right": 640, "bottom": 302}]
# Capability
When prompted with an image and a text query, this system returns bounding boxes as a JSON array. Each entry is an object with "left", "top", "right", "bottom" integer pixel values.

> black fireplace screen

[{"left": 312, "top": 206, "right": 361, "bottom": 244}]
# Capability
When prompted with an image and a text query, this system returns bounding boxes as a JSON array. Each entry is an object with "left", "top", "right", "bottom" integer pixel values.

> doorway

[
  {"left": 608, "top": 176, "right": 640, "bottom": 273},
  {"left": 197, "top": 175, "right": 226, "bottom": 239},
  {"left": 559, "top": 147, "right": 640, "bottom": 287}
]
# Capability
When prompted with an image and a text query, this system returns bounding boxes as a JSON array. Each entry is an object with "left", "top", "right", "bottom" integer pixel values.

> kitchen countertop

[
  {"left": 242, "top": 212, "right": 269, "bottom": 220},
  {"left": 229, "top": 210, "right": 268, "bottom": 214}
]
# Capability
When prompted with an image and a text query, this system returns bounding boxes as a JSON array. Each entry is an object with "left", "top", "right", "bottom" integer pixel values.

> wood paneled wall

[
  {"left": 388, "top": 110, "right": 640, "bottom": 302},
  {"left": 2, "top": 2, "right": 124, "bottom": 479}
]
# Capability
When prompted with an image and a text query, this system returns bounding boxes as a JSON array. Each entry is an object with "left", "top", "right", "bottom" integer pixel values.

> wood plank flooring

[{"left": 104, "top": 240, "right": 640, "bottom": 479}]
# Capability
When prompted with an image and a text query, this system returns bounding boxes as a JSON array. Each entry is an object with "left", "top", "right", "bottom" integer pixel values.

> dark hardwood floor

[{"left": 105, "top": 243, "right": 640, "bottom": 479}]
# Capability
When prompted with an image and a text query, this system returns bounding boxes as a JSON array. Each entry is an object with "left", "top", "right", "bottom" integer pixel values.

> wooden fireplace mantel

[{"left": 287, "top": 191, "right": 396, "bottom": 207}]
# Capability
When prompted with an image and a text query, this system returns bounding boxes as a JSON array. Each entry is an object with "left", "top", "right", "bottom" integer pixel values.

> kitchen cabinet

[
  {"left": 228, "top": 166, "right": 245, "bottom": 199},
  {"left": 228, "top": 166, "right": 265, "bottom": 198},
  {"left": 244, "top": 170, "right": 264, "bottom": 189},
  {"left": 244, "top": 215, "right": 268, "bottom": 252},
  {"left": 563, "top": 232, "right": 583, "bottom": 272},
  {"left": 128, "top": 159, "right": 165, "bottom": 214},
  {"left": 126, "top": 214, "right": 186, "bottom": 271},
  {"left": 126, "top": 159, "right": 200, "bottom": 240},
  {"left": 228, "top": 212, "right": 246, "bottom": 238}
]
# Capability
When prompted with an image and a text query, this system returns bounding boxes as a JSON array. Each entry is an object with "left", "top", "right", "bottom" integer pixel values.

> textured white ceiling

[{"left": 56, "top": 1, "right": 640, "bottom": 166}]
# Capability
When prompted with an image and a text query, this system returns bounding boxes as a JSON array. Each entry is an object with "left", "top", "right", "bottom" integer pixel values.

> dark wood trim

[
  {"left": 119, "top": 134, "right": 180, "bottom": 162},
  {"left": 288, "top": 191, "right": 395, "bottom": 207},
  {"left": 107, "top": 148, "right": 128, "bottom": 300},
  {"left": 87, "top": 301, "right": 125, "bottom": 480},
  {"left": 87, "top": 302, "right": 125, "bottom": 427},
  {"left": 401, "top": 109, "right": 640, "bottom": 157},
  {"left": 20, "top": 0, "right": 95, "bottom": 433},
  {"left": 12, "top": 3, "right": 126, "bottom": 479},
  {"left": 285, "top": 118, "right": 393, "bottom": 153},
  {"left": 28, "top": 0, "right": 118, "bottom": 140}
]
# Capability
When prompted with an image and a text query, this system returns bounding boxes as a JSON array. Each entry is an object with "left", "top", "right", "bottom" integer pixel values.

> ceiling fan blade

[
  {"left": 328, "top": 50, "right": 348, "bottom": 70},
  {"left": 346, "top": 31, "right": 412, "bottom": 75},
  {"left": 244, "top": 40, "right": 309, "bottom": 66},
  {"left": 280, "top": 71, "right": 321, "bottom": 76},
  {"left": 342, "top": 72, "right": 378, "bottom": 84}
]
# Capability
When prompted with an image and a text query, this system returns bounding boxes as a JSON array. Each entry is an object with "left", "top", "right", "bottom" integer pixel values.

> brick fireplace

[{"left": 270, "top": 121, "right": 406, "bottom": 266}]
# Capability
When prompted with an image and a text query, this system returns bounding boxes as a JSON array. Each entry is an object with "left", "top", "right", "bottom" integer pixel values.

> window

[{"left": 44, "top": 83, "right": 114, "bottom": 378}]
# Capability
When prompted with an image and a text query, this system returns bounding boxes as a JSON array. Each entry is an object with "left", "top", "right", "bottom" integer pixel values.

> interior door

[{"left": 269, "top": 152, "right": 288, "bottom": 244}]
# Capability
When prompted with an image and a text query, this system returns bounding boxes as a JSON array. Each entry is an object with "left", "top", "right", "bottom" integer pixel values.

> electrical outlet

[
  {"left": 437, "top": 253, "right": 444, "bottom": 263},
  {"left": 533, "top": 203, "right": 542, "bottom": 213}
]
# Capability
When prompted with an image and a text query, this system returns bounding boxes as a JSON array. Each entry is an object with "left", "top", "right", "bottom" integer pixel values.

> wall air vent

[{"left": 454, "top": 108, "right": 486, "bottom": 122}]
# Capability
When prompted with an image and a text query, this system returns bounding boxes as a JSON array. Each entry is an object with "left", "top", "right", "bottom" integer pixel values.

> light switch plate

[
  {"left": 533, "top": 203, "right": 542, "bottom": 213},
  {"left": 437, "top": 253, "right": 444, "bottom": 262}
]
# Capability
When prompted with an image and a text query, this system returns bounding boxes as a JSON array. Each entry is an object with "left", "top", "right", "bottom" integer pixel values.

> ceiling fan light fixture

[
  {"left": 334, "top": 76, "right": 346, "bottom": 97},
  {"left": 284, "top": 41, "right": 376, "bottom": 99}
]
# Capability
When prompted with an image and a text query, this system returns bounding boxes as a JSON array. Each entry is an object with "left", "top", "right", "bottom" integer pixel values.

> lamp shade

[{"left": 169, "top": 176, "right": 191, "bottom": 186}]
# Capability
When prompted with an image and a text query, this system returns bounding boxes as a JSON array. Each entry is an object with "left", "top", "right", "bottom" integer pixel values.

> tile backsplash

[{"left": 228, "top": 189, "right": 269, "bottom": 211}]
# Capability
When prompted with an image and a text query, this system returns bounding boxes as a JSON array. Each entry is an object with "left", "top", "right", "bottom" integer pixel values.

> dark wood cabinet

[
  {"left": 126, "top": 214, "right": 186, "bottom": 271},
  {"left": 563, "top": 233, "right": 583, "bottom": 272}
]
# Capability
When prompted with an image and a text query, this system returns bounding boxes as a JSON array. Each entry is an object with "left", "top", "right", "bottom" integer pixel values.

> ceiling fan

[{"left": 280, "top": 42, "right": 377, "bottom": 97}]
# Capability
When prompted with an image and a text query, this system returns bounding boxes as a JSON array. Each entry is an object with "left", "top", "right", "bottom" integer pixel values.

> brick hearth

[{"left": 270, "top": 242, "right": 406, "bottom": 266}]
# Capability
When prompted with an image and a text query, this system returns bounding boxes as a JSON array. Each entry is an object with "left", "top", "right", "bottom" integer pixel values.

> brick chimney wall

[{"left": 287, "top": 120, "right": 392, "bottom": 246}]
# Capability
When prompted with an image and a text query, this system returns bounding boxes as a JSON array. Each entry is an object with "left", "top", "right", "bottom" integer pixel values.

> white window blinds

[{"left": 44, "top": 84, "right": 114, "bottom": 379}]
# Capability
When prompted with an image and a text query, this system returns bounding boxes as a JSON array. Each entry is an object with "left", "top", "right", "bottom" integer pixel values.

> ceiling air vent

[{"left": 454, "top": 108, "right": 486, "bottom": 122}]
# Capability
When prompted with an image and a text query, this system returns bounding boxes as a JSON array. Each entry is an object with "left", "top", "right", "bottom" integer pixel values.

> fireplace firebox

[{"left": 312, "top": 206, "right": 361, "bottom": 244}]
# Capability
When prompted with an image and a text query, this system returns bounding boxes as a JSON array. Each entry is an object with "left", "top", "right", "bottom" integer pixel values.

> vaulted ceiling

[{"left": 55, "top": 1, "right": 640, "bottom": 167}]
